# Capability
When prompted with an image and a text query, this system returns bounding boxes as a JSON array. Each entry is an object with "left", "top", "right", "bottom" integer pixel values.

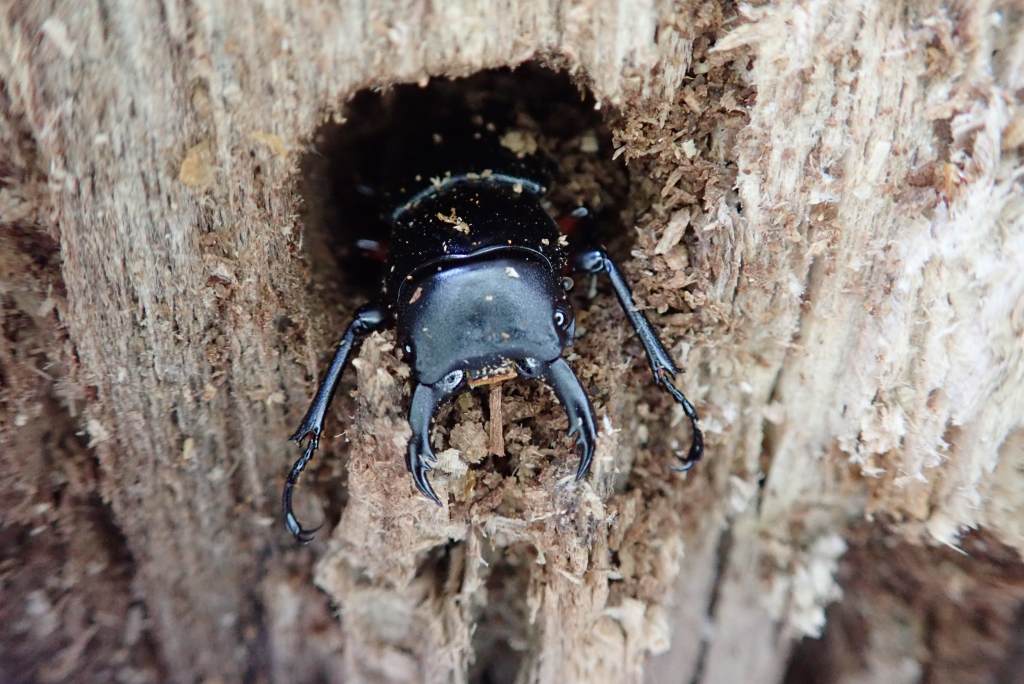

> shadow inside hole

[{"left": 297, "top": 63, "right": 632, "bottom": 306}]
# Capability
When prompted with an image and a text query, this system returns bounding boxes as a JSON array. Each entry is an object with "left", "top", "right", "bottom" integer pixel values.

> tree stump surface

[{"left": 2, "top": 2, "right": 1023, "bottom": 683}]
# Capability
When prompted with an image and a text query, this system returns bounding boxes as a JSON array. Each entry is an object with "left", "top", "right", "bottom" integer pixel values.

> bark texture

[{"left": 1, "top": 1, "right": 1023, "bottom": 683}]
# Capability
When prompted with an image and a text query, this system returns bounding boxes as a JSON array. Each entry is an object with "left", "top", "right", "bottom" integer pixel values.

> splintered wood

[
  {"left": 3, "top": 2, "right": 1022, "bottom": 683},
  {"left": 488, "top": 383, "right": 505, "bottom": 457}
]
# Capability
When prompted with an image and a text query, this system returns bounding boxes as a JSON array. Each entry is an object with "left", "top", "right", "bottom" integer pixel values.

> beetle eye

[
  {"left": 441, "top": 370, "right": 464, "bottom": 390},
  {"left": 553, "top": 308, "right": 572, "bottom": 330}
]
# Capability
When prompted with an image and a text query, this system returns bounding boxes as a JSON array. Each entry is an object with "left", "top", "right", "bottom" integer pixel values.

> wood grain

[{"left": 2, "top": 1, "right": 1022, "bottom": 682}]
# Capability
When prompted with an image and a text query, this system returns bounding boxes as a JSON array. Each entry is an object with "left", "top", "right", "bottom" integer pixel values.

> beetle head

[{"left": 398, "top": 252, "right": 574, "bottom": 386}]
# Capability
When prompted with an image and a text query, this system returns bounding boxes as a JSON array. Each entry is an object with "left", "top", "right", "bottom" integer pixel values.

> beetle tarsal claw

[
  {"left": 282, "top": 436, "right": 326, "bottom": 543},
  {"left": 281, "top": 304, "right": 386, "bottom": 542},
  {"left": 657, "top": 370, "right": 704, "bottom": 470},
  {"left": 289, "top": 426, "right": 319, "bottom": 448},
  {"left": 284, "top": 508, "right": 322, "bottom": 545},
  {"left": 571, "top": 246, "right": 705, "bottom": 475}
]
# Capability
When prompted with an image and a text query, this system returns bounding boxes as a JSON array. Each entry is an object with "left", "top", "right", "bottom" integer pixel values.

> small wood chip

[
  {"left": 655, "top": 208, "right": 690, "bottom": 255},
  {"left": 178, "top": 140, "right": 215, "bottom": 189},
  {"left": 488, "top": 384, "right": 505, "bottom": 457},
  {"left": 436, "top": 207, "right": 470, "bottom": 234},
  {"left": 499, "top": 130, "right": 539, "bottom": 158},
  {"left": 250, "top": 131, "right": 289, "bottom": 158},
  {"left": 579, "top": 132, "right": 599, "bottom": 153}
]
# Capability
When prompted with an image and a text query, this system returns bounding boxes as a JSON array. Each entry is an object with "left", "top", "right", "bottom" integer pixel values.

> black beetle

[{"left": 284, "top": 122, "right": 703, "bottom": 542}]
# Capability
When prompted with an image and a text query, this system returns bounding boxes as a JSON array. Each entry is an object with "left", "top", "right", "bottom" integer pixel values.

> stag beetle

[{"left": 284, "top": 120, "right": 703, "bottom": 542}]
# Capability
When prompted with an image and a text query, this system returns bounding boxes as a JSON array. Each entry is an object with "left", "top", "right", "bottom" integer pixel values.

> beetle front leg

[
  {"left": 518, "top": 357, "right": 598, "bottom": 481},
  {"left": 284, "top": 304, "right": 386, "bottom": 543},
  {"left": 573, "top": 247, "right": 704, "bottom": 470},
  {"left": 406, "top": 370, "right": 466, "bottom": 505}
]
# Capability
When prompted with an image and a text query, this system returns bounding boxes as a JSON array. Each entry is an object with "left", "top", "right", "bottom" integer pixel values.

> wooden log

[{"left": 1, "top": 2, "right": 1022, "bottom": 682}]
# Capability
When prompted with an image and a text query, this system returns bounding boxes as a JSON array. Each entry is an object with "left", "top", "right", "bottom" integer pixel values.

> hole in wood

[
  {"left": 294, "top": 61, "right": 633, "bottom": 490},
  {"left": 293, "top": 62, "right": 633, "bottom": 675},
  {"left": 297, "top": 63, "right": 631, "bottom": 307}
]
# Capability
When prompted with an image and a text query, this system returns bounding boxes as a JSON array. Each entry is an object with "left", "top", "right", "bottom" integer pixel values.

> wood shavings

[
  {"left": 499, "top": 130, "right": 538, "bottom": 157},
  {"left": 654, "top": 209, "right": 690, "bottom": 255},
  {"left": 488, "top": 385, "right": 505, "bottom": 457},
  {"left": 249, "top": 131, "right": 289, "bottom": 157},
  {"left": 178, "top": 140, "right": 215, "bottom": 189},
  {"left": 41, "top": 18, "right": 76, "bottom": 59},
  {"left": 579, "top": 132, "right": 599, "bottom": 153},
  {"left": 436, "top": 207, "right": 470, "bottom": 233}
]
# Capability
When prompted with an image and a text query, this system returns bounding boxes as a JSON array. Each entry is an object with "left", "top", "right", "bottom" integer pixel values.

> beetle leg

[
  {"left": 283, "top": 304, "right": 387, "bottom": 543},
  {"left": 283, "top": 439, "right": 321, "bottom": 543},
  {"left": 406, "top": 370, "right": 465, "bottom": 505},
  {"left": 573, "top": 247, "right": 704, "bottom": 470},
  {"left": 518, "top": 357, "right": 598, "bottom": 481}
]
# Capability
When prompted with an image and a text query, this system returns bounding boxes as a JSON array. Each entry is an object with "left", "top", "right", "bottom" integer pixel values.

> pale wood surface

[{"left": 2, "top": 1, "right": 1023, "bottom": 682}]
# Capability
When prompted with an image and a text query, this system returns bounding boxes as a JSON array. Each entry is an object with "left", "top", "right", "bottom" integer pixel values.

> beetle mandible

[{"left": 284, "top": 122, "right": 703, "bottom": 542}]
